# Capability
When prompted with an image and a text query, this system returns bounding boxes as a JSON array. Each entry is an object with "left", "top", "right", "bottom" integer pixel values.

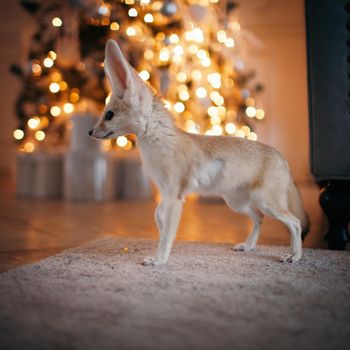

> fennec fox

[{"left": 90, "top": 40, "right": 309, "bottom": 265}]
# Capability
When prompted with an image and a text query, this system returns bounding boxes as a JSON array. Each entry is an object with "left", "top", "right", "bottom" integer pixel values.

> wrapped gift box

[
  {"left": 63, "top": 114, "right": 117, "bottom": 202},
  {"left": 115, "top": 151, "right": 153, "bottom": 200},
  {"left": 16, "top": 152, "right": 63, "bottom": 198}
]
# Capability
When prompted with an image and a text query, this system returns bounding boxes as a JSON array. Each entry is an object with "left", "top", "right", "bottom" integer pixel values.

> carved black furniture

[{"left": 305, "top": 0, "right": 350, "bottom": 249}]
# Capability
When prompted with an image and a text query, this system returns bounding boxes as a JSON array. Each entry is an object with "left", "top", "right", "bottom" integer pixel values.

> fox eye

[{"left": 105, "top": 110, "right": 114, "bottom": 121}]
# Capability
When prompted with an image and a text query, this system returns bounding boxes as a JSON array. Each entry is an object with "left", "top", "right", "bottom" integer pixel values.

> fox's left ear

[{"left": 104, "top": 40, "right": 153, "bottom": 111}]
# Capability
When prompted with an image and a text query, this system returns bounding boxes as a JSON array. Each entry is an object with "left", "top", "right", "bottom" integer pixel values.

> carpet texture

[{"left": 0, "top": 237, "right": 349, "bottom": 350}]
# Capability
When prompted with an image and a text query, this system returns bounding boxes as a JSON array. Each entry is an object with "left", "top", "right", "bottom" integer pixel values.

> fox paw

[
  {"left": 142, "top": 256, "right": 164, "bottom": 266},
  {"left": 280, "top": 254, "right": 300, "bottom": 263},
  {"left": 233, "top": 243, "right": 254, "bottom": 252}
]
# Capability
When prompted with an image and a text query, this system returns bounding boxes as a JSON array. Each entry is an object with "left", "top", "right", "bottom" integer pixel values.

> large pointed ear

[{"left": 104, "top": 40, "right": 131, "bottom": 99}]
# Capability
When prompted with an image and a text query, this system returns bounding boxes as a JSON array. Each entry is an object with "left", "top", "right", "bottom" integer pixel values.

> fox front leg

[{"left": 142, "top": 198, "right": 183, "bottom": 266}]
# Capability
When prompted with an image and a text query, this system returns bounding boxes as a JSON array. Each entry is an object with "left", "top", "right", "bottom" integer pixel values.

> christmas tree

[{"left": 11, "top": 0, "right": 265, "bottom": 153}]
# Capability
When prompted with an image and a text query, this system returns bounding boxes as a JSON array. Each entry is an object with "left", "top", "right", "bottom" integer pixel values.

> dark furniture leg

[{"left": 319, "top": 181, "right": 350, "bottom": 250}]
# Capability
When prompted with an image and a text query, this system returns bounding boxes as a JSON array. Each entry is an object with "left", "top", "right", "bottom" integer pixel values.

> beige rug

[{"left": 0, "top": 237, "right": 349, "bottom": 350}]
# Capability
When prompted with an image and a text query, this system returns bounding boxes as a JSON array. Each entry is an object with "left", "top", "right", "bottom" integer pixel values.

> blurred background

[{"left": 0, "top": 0, "right": 323, "bottom": 271}]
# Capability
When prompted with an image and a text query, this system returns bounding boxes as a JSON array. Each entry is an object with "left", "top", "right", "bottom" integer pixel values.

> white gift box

[
  {"left": 16, "top": 152, "right": 63, "bottom": 198},
  {"left": 64, "top": 151, "right": 116, "bottom": 202},
  {"left": 114, "top": 151, "right": 153, "bottom": 200},
  {"left": 69, "top": 114, "right": 101, "bottom": 153},
  {"left": 64, "top": 113, "right": 117, "bottom": 201}
]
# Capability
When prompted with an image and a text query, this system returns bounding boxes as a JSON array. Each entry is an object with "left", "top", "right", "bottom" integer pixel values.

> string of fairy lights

[{"left": 13, "top": 0, "right": 265, "bottom": 153}]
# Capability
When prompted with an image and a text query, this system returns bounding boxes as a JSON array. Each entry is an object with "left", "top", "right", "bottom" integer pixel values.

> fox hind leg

[
  {"left": 259, "top": 204, "right": 302, "bottom": 263},
  {"left": 225, "top": 194, "right": 263, "bottom": 252}
]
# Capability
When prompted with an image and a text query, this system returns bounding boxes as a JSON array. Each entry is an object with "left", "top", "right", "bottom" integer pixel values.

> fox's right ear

[{"left": 104, "top": 40, "right": 131, "bottom": 99}]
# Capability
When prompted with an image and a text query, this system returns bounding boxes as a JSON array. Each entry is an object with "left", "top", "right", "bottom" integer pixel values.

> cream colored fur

[{"left": 90, "top": 40, "right": 309, "bottom": 265}]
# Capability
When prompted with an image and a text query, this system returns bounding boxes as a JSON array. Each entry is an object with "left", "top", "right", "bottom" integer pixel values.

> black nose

[{"left": 88, "top": 129, "right": 93, "bottom": 136}]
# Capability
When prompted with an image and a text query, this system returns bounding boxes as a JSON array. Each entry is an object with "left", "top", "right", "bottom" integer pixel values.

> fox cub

[{"left": 90, "top": 40, "right": 309, "bottom": 266}]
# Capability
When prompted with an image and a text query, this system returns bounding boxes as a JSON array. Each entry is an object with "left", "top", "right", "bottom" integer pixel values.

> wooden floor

[{"left": 0, "top": 177, "right": 328, "bottom": 272}]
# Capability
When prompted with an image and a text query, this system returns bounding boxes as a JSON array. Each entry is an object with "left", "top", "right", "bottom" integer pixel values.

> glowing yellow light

[
  {"left": 110, "top": 22, "right": 120, "bottom": 31},
  {"left": 192, "top": 27, "right": 204, "bottom": 43},
  {"left": 201, "top": 57, "right": 211, "bottom": 67},
  {"left": 115, "top": 136, "right": 128, "bottom": 148},
  {"left": 235, "top": 130, "right": 245, "bottom": 138},
  {"left": 52, "top": 17, "right": 62, "bottom": 27},
  {"left": 210, "top": 91, "right": 224, "bottom": 105},
  {"left": 24, "top": 142, "right": 35, "bottom": 153},
  {"left": 256, "top": 109, "right": 265, "bottom": 120},
  {"left": 196, "top": 87, "right": 207, "bottom": 98},
  {"left": 49, "top": 82, "right": 60, "bottom": 93},
  {"left": 214, "top": 106, "right": 224, "bottom": 118},
  {"left": 116, "top": 136, "right": 128, "bottom": 148},
  {"left": 231, "top": 21, "right": 241, "bottom": 31},
  {"left": 63, "top": 103, "right": 74, "bottom": 114},
  {"left": 210, "top": 115, "right": 221, "bottom": 125},
  {"left": 210, "top": 0, "right": 219, "bottom": 3},
  {"left": 144, "top": 50, "right": 154, "bottom": 60},
  {"left": 246, "top": 106, "right": 256, "bottom": 118},
  {"left": 177, "top": 84, "right": 187, "bottom": 92},
  {"left": 174, "top": 102, "right": 185, "bottom": 113},
  {"left": 207, "top": 73, "right": 221, "bottom": 88},
  {"left": 140, "top": 0, "right": 150, "bottom": 4},
  {"left": 179, "top": 90, "right": 190, "bottom": 101},
  {"left": 159, "top": 48, "right": 170, "bottom": 62},
  {"left": 169, "top": 33, "right": 179, "bottom": 44},
  {"left": 163, "top": 100, "right": 171, "bottom": 110},
  {"left": 48, "top": 51, "right": 57, "bottom": 61},
  {"left": 144, "top": 13, "right": 154, "bottom": 23},
  {"left": 126, "top": 27, "right": 136, "bottom": 36},
  {"left": 50, "top": 106, "right": 61, "bottom": 117},
  {"left": 214, "top": 95, "right": 224, "bottom": 106},
  {"left": 176, "top": 72, "right": 187, "bottom": 82},
  {"left": 51, "top": 72, "right": 62, "bottom": 81},
  {"left": 225, "top": 123, "right": 236, "bottom": 134},
  {"left": 35, "top": 130, "right": 45, "bottom": 141},
  {"left": 31, "top": 64, "right": 41, "bottom": 77},
  {"left": 245, "top": 98, "right": 255, "bottom": 107},
  {"left": 188, "top": 44, "right": 198, "bottom": 54},
  {"left": 208, "top": 106, "right": 218, "bottom": 118},
  {"left": 212, "top": 125, "right": 223, "bottom": 135},
  {"left": 156, "top": 32, "right": 165, "bottom": 41},
  {"left": 191, "top": 69, "right": 202, "bottom": 81},
  {"left": 128, "top": 8, "right": 138, "bottom": 17},
  {"left": 241, "top": 125, "right": 251, "bottom": 136},
  {"left": 105, "top": 94, "right": 111, "bottom": 104},
  {"left": 184, "top": 30, "right": 193, "bottom": 41},
  {"left": 225, "top": 38, "right": 235, "bottom": 48},
  {"left": 43, "top": 58, "right": 54, "bottom": 68},
  {"left": 125, "top": 0, "right": 135, "bottom": 4},
  {"left": 217, "top": 30, "right": 226, "bottom": 43},
  {"left": 185, "top": 120, "right": 198, "bottom": 134},
  {"left": 173, "top": 45, "right": 184, "bottom": 56},
  {"left": 139, "top": 70, "right": 150, "bottom": 81},
  {"left": 197, "top": 49, "right": 207, "bottom": 60},
  {"left": 124, "top": 140, "right": 133, "bottom": 151},
  {"left": 70, "top": 91, "right": 80, "bottom": 103},
  {"left": 59, "top": 81, "right": 68, "bottom": 91},
  {"left": 28, "top": 117, "right": 40, "bottom": 129},
  {"left": 13, "top": 129, "right": 24, "bottom": 140},
  {"left": 248, "top": 132, "right": 258, "bottom": 141},
  {"left": 210, "top": 91, "right": 220, "bottom": 101}
]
